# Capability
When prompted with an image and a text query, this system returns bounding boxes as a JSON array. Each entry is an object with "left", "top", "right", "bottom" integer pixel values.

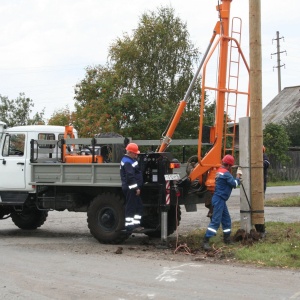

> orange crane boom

[{"left": 158, "top": 0, "right": 249, "bottom": 192}]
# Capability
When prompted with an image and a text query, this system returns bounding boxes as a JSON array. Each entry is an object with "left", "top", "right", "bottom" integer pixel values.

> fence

[{"left": 268, "top": 150, "right": 300, "bottom": 181}]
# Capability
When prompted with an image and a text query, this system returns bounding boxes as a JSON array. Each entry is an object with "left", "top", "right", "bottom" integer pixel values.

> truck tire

[
  {"left": 87, "top": 193, "right": 129, "bottom": 244},
  {"left": 11, "top": 207, "right": 48, "bottom": 230},
  {"left": 143, "top": 205, "right": 181, "bottom": 238}
]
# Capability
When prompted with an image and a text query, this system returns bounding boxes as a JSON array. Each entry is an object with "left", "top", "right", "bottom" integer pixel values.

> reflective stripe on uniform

[
  {"left": 234, "top": 180, "right": 238, "bottom": 187},
  {"left": 132, "top": 161, "right": 138, "bottom": 167},
  {"left": 129, "top": 183, "right": 138, "bottom": 189},
  {"left": 133, "top": 215, "right": 141, "bottom": 225},
  {"left": 207, "top": 227, "right": 217, "bottom": 234},
  {"left": 223, "top": 229, "right": 231, "bottom": 233},
  {"left": 125, "top": 217, "right": 134, "bottom": 226},
  {"left": 133, "top": 219, "right": 141, "bottom": 225}
]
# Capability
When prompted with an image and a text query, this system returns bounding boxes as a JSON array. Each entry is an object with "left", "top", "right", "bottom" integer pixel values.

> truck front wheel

[
  {"left": 87, "top": 193, "right": 129, "bottom": 244},
  {"left": 11, "top": 207, "right": 48, "bottom": 230}
]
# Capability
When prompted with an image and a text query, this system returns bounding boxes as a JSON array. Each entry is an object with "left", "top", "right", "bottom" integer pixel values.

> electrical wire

[{"left": 173, "top": 194, "right": 192, "bottom": 255}]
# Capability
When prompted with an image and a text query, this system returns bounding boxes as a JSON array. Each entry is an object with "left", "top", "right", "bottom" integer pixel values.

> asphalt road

[
  {"left": 232, "top": 185, "right": 300, "bottom": 196},
  {"left": 1, "top": 247, "right": 300, "bottom": 300},
  {"left": 0, "top": 186, "right": 300, "bottom": 299}
]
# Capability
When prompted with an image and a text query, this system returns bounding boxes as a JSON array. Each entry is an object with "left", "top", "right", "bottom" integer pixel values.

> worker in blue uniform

[
  {"left": 120, "top": 143, "right": 144, "bottom": 233},
  {"left": 202, "top": 154, "right": 242, "bottom": 251}
]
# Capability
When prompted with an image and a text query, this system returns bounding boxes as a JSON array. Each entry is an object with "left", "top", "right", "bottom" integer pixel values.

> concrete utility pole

[
  {"left": 271, "top": 31, "right": 286, "bottom": 94},
  {"left": 239, "top": 117, "right": 251, "bottom": 232},
  {"left": 249, "top": 0, "right": 264, "bottom": 230}
]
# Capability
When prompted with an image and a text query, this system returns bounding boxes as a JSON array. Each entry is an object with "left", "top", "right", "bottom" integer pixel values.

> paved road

[
  {"left": 1, "top": 245, "right": 300, "bottom": 300},
  {"left": 1, "top": 186, "right": 300, "bottom": 299},
  {"left": 232, "top": 185, "right": 300, "bottom": 196}
]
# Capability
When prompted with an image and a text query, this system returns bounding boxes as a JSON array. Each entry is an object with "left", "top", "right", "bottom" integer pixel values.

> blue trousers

[
  {"left": 205, "top": 195, "right": 231, "bottom": 238},
  {"left": 122, "top": 187, "right": 143, "bottom": 230}
]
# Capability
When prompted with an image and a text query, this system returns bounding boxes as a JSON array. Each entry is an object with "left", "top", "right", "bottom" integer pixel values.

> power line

[{"left": 271, "top": 31, "right": 287, "bottom": 94}]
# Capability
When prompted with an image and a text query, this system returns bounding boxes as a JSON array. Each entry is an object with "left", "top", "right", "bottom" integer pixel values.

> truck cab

[{"left": 0, "top": 124, "right": 76, "bottom": 201}]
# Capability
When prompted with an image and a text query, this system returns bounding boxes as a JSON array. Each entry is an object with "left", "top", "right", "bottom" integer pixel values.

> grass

[
  {"left": 268, "top": 181, "right": 300, "bottom": 187},
  {"left": 231, "top": 222, "right": 300, "bottom": 268},
  {"left": 265, "top": 195, "right": 300, "bottom": 207},
  {"left": 174, "top": 184, "right": 300, "bottom": 269},
  {"left": 177, "top": 221, "right": 300, "bottom": 269}
]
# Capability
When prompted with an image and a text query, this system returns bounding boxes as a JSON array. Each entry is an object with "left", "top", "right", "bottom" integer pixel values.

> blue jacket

[
  {"left": 213, "top": 167, "right": 240, "bottom": 201},
  {"left": 120, "top": 155, "right": 143, "bottom": 190},
  {"left": 263, "top": 152, "right": 270, "bottom": 181}
]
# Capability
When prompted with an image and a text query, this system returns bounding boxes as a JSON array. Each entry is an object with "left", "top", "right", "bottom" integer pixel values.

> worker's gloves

[{"left": 237, "top": 167, "right": 243, "bottom": 175}]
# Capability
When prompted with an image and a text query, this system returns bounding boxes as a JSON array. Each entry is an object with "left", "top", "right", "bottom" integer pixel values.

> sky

[{"left": 0, "top": 0, "right": 299, "bottom": 123}]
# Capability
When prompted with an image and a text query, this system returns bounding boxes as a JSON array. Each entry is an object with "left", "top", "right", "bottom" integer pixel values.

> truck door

[{"left": 0, "top": 133, "right": 26, "bottom": 189}]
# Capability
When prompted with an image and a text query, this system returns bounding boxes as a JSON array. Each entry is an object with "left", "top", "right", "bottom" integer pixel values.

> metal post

[
  {"left": 156, "top": 211, "right": 169, "bottom": 249},
  {"left": 156, "top": 180, "right": 170, "bottom": 249},
  {"left": 161, "top": 211, "right": 168, "bottom": 243}
]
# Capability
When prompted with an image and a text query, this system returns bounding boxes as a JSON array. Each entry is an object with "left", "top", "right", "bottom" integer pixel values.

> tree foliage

[
  {"left": 74, "top": 7, "right": 202, "bottom": 138},
  {"left": 0, "top": 93, "right": 44, "bottom": 127},
  {"left": 263, "top": 123, "right": 291, "bottom": 163},
  {"left": 281, "top": 111, "right": 300, "bottom": 147},
  {"left": 48, "top": 106, "right": 77, "bottom": 127},
  {"left": 74, "top": 66, "right": 126, "bottom": 137}
]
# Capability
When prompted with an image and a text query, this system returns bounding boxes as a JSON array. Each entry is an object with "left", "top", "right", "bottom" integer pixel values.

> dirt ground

[{"left": 1, "top": 192, "right": 299, "bottom": 264}]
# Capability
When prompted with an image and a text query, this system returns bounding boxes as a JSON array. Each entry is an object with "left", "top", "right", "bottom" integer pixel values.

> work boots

[
  {"left": 223, "top": 233, "right": 234, "bottom": 245},
  {"left": 202, "top": 236, "right": 211, "bottom": 251}
]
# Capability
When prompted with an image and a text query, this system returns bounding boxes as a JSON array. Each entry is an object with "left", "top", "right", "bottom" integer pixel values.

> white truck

[
  {"left": 0, "top": 0, "right": 247, "bottom": 244},
  {"left": 0, "top": 122, "right": 208, "bottom": 244}
]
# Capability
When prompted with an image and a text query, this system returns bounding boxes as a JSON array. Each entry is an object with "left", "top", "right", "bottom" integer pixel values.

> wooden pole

[{"left": 249, "top": 0, "right": 264, "bottom": 228}]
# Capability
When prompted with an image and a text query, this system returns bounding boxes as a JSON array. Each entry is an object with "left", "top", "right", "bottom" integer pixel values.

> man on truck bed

[{"left": 120, "top": 143, "right": 144, "bottom": 233}]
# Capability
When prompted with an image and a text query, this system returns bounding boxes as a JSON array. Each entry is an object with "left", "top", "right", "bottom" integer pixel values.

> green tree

[
  {"left": 48, "top": 106, "right": 77, "bottom": 127},
  {"left": 0, "top": 93, "right": 45, "bottom": 127},
  {"left": 263, "top": 123, "right": 291, "bottom": 163},
  {"left": 281, "top": 111, "right": 300, "bottom": 147},
  {"left": 74, "top": 7, "right": 202, "bottom": 138},
  {"left": 74, "top": 66, "right": 126, "bottom": 137}
]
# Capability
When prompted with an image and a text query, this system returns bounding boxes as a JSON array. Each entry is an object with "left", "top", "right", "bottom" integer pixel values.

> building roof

[{"left": 262, "top": 85, "right": 300, "bottom": 127}]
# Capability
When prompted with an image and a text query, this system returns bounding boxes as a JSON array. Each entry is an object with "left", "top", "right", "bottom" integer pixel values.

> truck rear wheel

[
  {"left": 11, "top": 207, "right": 48, "bottom": 230},
  {"left": 142, "top": 205, "right": 181, "bottom": 238},
  {"left": 87, "top": 193, "right": 129, "bottom": 244}
]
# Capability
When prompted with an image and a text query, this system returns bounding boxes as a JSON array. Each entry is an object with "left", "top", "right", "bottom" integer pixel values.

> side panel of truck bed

[{"left": 30, "top": 163, "right": 121, "bottom": 187}]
